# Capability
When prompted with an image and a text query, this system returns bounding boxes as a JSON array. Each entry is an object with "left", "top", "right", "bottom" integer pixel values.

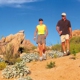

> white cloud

[
  {"left": 0, "top": 0, "right": 38, "bottom": 8},
  {"left": 0, "top": 0, "right": 37, "bottom": 4}
]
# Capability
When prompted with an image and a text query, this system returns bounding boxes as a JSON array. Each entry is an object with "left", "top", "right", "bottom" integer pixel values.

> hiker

[
  {"left": 56, "top": 12, "right": 72, "bottom": 56},
  {"left": 34, "top": 18, "right": 48, "bottom": 60}
]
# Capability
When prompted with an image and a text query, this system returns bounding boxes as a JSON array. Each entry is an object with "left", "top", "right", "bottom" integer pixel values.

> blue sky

[{"left": 0, "top": 0, "right": 80, "bottom": 46}]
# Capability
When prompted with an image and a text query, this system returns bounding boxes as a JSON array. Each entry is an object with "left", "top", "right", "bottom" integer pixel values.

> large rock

[
  {"left": 72, "top": 30, "right": 80, "bottom": 37},
  {"left": 22, "top": 40, "right": 33, "bottom": 49},
  {"left": 0, "top": 30, "right": 34, "bottom": 55}
]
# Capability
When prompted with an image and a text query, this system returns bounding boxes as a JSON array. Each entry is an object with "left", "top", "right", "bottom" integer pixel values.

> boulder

[
  {"left": 0, "top": 30, "right": 34, "bottom": 56},
  {"left": 72, "top": 30, "right": 80, "bottom": 37}
]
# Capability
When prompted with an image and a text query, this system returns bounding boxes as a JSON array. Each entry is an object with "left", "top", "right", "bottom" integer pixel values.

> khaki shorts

[
  {"left": 60, "top": 34, "right": 69, "bottom": 42},
  {"left": 37, "top": 34, "right": 46, "bottom": 44}
]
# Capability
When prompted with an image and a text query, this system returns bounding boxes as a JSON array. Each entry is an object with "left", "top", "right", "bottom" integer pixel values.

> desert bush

[
  {"left": 70, "top": 43, "right": 80, "bottom": 54},
  {"left": 15, "top": 58, "right": 22, "bottom": 63},
  {"left": 70, "top": 49, "right": 77, "bottom": 60},
  {"left": 48, "top": 50, "right": 63, "bottom": 58},
  {"left": 51, "top": 44, "right": 61, "bottom": 51},
  {"left": 20, "top": 53, "right": 39, "bottom": 63},
  {"left": 70, "top": 37, "right": 80, "bottom": 53},
  {"left": 23, "top": 48, "right": 31, "bottom": 53},
  {"left": 46, "top": 61, "right": 55, "bottom": 69},
  {"left": 0, "top": 62, "right": 7, "bottom": 70},
  {"left": 17, "top": 76, "right": 32, "bottom": 80},
  {"left": 3, "top": 44, "right": 14, "bottom": 61},
  {"left": 70, "top": 37, "right": 80, "bottom": 44},
  {"left": 3, "top": 44, "right": 20, "bottom": 65},
  {"left": 31, "top": 46, "right": 37, "bottom": 50},
  {"left": 2, "top": 61, "right": 30, "bottom": 79},
  {"left": 0, "top": 57, "right": 4, "bottom": 62}
]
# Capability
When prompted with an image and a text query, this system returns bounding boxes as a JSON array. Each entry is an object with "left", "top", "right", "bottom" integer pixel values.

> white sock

[
  {"left": 39, "top": 57, "right": 43, "bottom": 61},
  {"left": 42, "top": 53, "right": 46, "bottom": 59},
  {"left": 64, "top": 51, "right": 66, "bottom": 54},
  {"left": 67, "top": 50, "right": 69, "bottom": 52}
]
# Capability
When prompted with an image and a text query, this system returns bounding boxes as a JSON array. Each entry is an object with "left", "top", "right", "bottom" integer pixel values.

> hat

[
  {"left": 39, "top": 18, "right": 43, "bottom": 21},
  {"left": 61, "top": 13, "right": 66, "bottom": 16}
]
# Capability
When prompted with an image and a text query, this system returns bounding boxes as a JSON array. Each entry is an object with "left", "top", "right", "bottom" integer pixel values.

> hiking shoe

[
  {"left": 67, "top": 51, "right": 70, "bottom": 55},
  {"left": 42, "top": 53, "right": 47, "bottom": 60},
  {"left": 63, "top": 53, "right": 67, "bottom": 56},
  {"left": 63, "top": 52, "right": 67, "bottom": 56},
  {"left": 39, "top": 57, "right": 43, "bottom": 61},
  {"left": 63, "top": 51, "right": 70, "bottom": 56}
]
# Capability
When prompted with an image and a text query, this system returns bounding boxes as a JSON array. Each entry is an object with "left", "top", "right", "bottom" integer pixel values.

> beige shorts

[{"left": 60, "top": 34, "right": 69, "bottom": 42}]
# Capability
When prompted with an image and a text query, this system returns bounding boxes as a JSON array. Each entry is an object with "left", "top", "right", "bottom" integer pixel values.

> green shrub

[
  {"left": 2, "top": 61, "right": 30, "bottom": 79},
  {"left": 3, "top": 44, "right": 20, "bottom": 65},
  {"left": 51, "top": 44, "right": 61, "bottom": 51},
  {"left": 31, "top": 46, "right": 37, "bottom": 50},
  {"left": 54, "top": 53, "right": 58, "bottom": 58},
  {"left": 3, "top": 44, "right": 14, "bottom": 61},
  {"left": 46, "top": 61, "right": 55, "bottom": 69},
  {"left": 0, "top": 62, "right": 7, "bottom": 70},
  {"left": 70, "top": 37, "right": 80, "bottom": 54},
  {"left": 70, "top": 37, "right": 80, "bottom": 44},
  {"left": 23, "top": 47, "right": 31, "bottom": 53},
  {"left": 15, "top": 58, "right": 22, "bottom": 63},
  {"left": 17, "top": 76, "right": 32, "bottom": 80}
]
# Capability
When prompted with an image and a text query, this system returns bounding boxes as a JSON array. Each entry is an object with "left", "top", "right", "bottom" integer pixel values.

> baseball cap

[
  {"left": 39, "top": 18, "right": 43, "bottom": 21},
  {"left": 61, "top": 13, "right": 66, "bottom": 16}
]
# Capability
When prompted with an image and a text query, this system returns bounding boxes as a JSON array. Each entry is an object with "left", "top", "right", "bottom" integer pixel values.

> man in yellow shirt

[{"left": 34, "top": 18, "right": 48, "bottom": 61}]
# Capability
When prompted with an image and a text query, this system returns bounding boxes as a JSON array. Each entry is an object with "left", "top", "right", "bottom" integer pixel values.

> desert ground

[{"left": 0, "top": 53, "right": 80, "bottom": 80}]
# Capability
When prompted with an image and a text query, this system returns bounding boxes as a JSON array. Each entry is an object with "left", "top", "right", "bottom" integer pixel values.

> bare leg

[
  {"left": 66, "top": 39, "right": 70, "bottom": 55},
  {"left": 38, "top": 43, "right": 43, "bottom": 57},
  {"left": 42, "top": 43, "right": 46, "bottom": 53},
  {"left": 42, "top": 43, "right": 46, "bottom": 59},
  {"left": 61, "top": 42, "right": 66, "bottom": 54},
  {"left": 66, "top": 39, "right": 70, "bottom": 51}
]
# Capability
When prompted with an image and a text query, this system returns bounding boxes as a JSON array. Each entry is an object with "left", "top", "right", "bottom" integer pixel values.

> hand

[
  {"left": 44, "top": 35, "right": 47, "bottom": 39},
  {"left": 33, "top": 37, "right": 36, "bottom": 41},
  {"left": 59, "top": 31, "right": 62, "bottom": 36},
  {"left": 69, "top": 34, "right": 72, "bottom": 39}
]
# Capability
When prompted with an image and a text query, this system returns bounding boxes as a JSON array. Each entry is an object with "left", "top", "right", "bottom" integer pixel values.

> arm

[
  {"left": 68, "top": 21, "right": 72, "bottom": 38},
  {"left": 34, "top": 27, "right": 38, "bottom": 40},
  {"left": 56, "top": 26, "right": 60, "bottom": 33},
  {"left": 45, "top": 26, "right": 48, "bottom": 37},
  {"left": 56, "top": 26, "right": 62, "bottom": 36},
  {"left": 69, "top": 27, "right": 72, "bottom": 38},
  {"left": 56, "top": 21, "right": 62, "bottom": 36}
]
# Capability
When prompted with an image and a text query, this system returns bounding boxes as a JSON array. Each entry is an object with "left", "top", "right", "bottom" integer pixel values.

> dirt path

[{"left": 0, "top": 53, "right": 80, "bottom": 80}]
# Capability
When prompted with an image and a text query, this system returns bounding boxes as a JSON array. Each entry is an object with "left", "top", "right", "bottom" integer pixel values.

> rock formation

[
  {"left": 0, "top": 30, "right": 34, "bottom": 55},
  {"left": 72, "top": 30, "right": 80, "bottom": 37}
]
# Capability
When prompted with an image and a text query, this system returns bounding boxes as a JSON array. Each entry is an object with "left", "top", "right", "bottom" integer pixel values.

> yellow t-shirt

[{"left": 37, "top": 24, "right": 46, "bottom": 34}]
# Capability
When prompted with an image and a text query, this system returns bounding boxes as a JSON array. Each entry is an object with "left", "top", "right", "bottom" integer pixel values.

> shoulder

[
  {"left": 57, "top": 20, "right": 62, "bottom": 25},
  {"left": 43, "top": 24, "right": 46, "bottom": 28},
  {"left": 57, "top": 19, "right": 62, "bottom": 23},
  {"left": 66, "top": 19, "right": 70, "bottom": 23},
  {"left": 43, "top": 24, "right": 46, "bottom": 26},
  {"left": 36, "top": 25, "right": 40, "bottom": 28}
]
